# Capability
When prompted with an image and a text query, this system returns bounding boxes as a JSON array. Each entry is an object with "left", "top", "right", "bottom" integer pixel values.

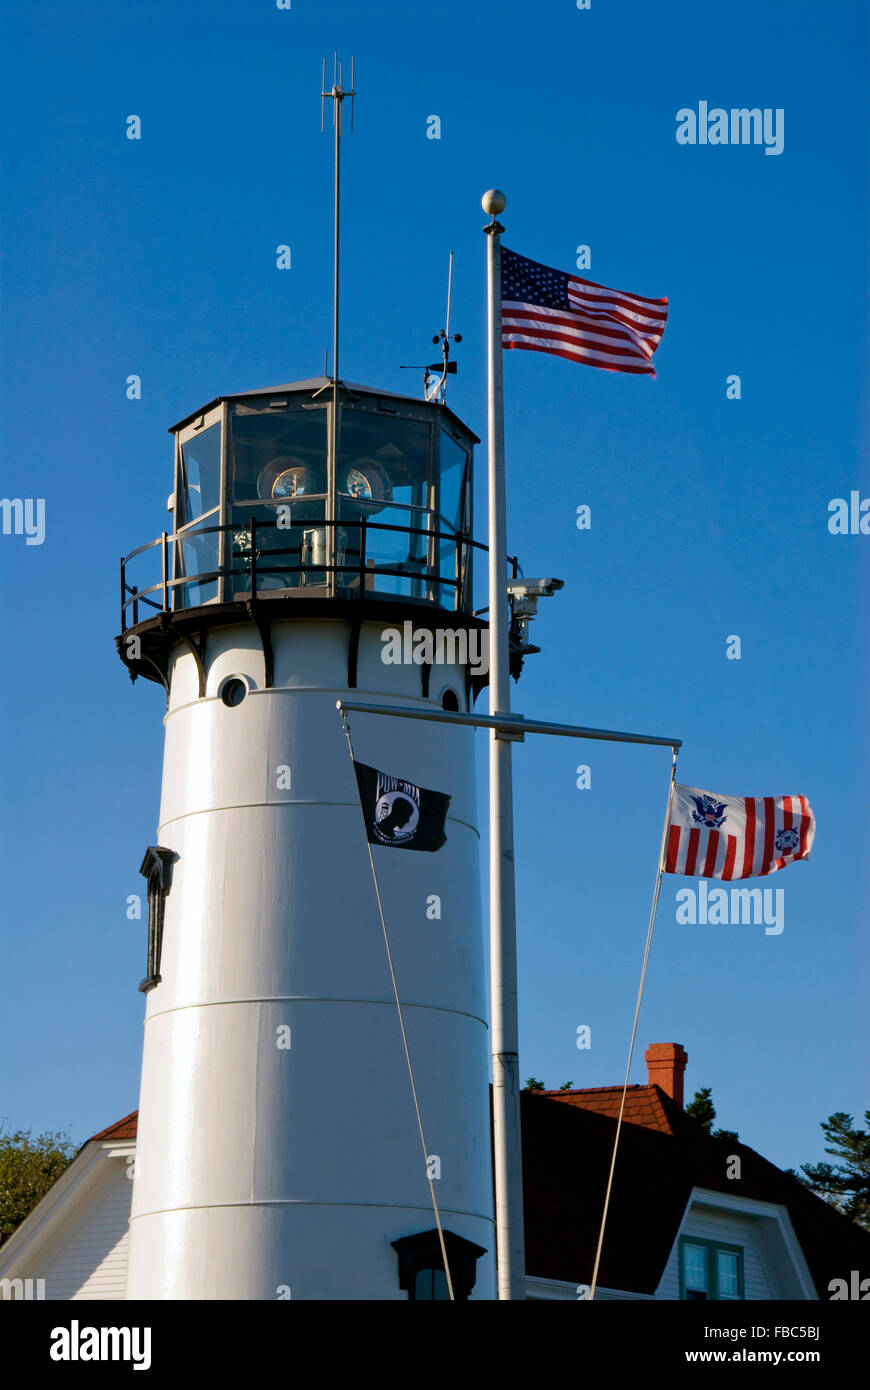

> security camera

[
  {"left": 505, "top": 577, "right": 563, "bottom": 670},
  {"left": 506, "top": 577, "right": 563, "bottom": 600},
  {"left": 506, "top": 577, "right": 564, "bottom": 637}
]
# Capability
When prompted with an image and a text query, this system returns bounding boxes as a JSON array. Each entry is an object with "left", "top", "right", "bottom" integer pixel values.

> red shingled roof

[
  {"left": 541, "top": 1083, "right": 687, "bottom": 1136},
  {"left": 88, "top": 1111, "right": 139, "bottom": 1142}
]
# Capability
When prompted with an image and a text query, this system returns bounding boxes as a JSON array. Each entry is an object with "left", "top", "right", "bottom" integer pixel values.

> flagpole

[{"left": 483, "top": 189, "right": 525, "bottom": 1301}]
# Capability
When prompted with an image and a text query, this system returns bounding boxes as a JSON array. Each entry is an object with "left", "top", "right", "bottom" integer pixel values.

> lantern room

[{"left": 122, "top": 378, "right": 477, "bottom": 628}]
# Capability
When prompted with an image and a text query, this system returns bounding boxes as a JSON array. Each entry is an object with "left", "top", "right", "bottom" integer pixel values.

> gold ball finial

[{"left": 481, "top": 189, "right": 507, "bottom": 216}]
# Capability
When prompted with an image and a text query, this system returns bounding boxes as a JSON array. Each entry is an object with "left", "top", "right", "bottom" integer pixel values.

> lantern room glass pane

[
  {"left": 336, "top": 410, "right": 437, "bottom": 600},
  {"left": 232, "top": 408, "right": 328, "bottom": 505},
  {"left": 176, "top": 519, "right": 220, "bottom": 607},
  {"left": 231, "top": 500, "right": 326, "bottom": 594},
  {"left": 336, "top": 498, "right": 435, "bottom": 600},
  {"left": 180, "top": 424, "right": 222, "bottom": 524},
  {"left": 338, "top": 410, "right": 431, "bottom": 514},
  {"left": 437, "top": 530, "right": 462, "bottom": 608},
  {"left": 439, "top": 430, "right": 468, "bottom": 534},
  {"left": 341, "top": 500, "right": 445, "bottom": 602}
]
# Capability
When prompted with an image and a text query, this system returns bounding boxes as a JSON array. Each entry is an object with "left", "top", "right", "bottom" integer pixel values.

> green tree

[
  {"left": 0, "top": 1124, "right": 76, "bottom": 1235},
  {"left": 685, "top": 1087, "right": 739, "bottom": 1143},
  {"left": 798, "top": 1111, "right": 870, "bottom": 1230},
  {"left": 686, "top": 1086, "right": 715, "bottom": 1131},
  {"left": 523, "top": 1077, "right": 546, "bottom": 1092}
]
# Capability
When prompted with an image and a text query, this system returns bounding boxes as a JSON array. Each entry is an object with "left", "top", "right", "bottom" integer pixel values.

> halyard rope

[
  {"left": 589, "top": 748, "right": 678, "bottom": 1300},
  {"left": 340, "top": 709, "right": 455, "bottom": 1301}
]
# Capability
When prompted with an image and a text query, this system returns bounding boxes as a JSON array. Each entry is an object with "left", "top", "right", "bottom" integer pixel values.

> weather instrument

[{"left": 400, "top": 251, "right": 463, "bottom": 404}]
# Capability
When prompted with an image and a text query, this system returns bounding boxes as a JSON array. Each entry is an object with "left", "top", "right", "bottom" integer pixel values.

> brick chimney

[{"left": 645, "top": 1043, "right": 688, "bottom": 1106}]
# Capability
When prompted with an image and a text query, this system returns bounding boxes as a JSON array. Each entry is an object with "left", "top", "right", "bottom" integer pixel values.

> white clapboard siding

[
  {"left": 656, "top": 1206, "right": 774, "bottom": 1301},
  {"left": 40, "top": 1159, "right": 133, "bottom": 1301}
]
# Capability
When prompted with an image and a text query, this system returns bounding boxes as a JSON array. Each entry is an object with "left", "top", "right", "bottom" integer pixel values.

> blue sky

[{"left": 1, "top": 0, "right": 867, "bottom": 1178}]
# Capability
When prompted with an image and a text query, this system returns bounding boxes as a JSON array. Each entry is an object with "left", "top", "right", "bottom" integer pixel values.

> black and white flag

[{"left": 353, "top": 761, "right": 450, "bottom": 852}]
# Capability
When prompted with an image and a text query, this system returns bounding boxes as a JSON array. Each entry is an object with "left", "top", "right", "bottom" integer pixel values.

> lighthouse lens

[
  {"left": 271, "top": 466, "right": 309, "bottom": 498},
  {"left": 346, "top": 468, "right": 372, "bottom": 501}
]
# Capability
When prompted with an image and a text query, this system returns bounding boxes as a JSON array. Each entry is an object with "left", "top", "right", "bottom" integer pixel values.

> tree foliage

[
  {"left": 521, "top": 1078, "right": 574, "bottom": 1092},
  {"left": 686, "top": 1086, "right": 716, "bottom": 1131},
  {"left": 0, "top": 1124, "right": 76, "bottom": 1235},
  {"left": 799, "top": 1111, "right": 870, "bottom": 1230},
  {"left": 685, "top": 1086, "right": 740, "bottom": 1142}
]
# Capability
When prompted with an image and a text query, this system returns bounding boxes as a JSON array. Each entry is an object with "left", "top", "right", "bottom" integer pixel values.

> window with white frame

[{"left": 679, "top": 1237, "right": 743, "bottom": 1300}]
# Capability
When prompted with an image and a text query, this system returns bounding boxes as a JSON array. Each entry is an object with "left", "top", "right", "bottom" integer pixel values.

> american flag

[
  {"left": 663, "top": 784, "right": 815, "bottom": 880},
  {"left": 501, "top": 246, "right": 668, "bottom": 376}
]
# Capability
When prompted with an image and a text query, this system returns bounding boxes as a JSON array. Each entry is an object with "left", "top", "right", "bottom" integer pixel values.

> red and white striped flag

[
  {"left": 501, "top": 246, "right": 668, "bottom": 376},
  {"left": 663, "top": 784, "right": 815, "bottom": 880}
]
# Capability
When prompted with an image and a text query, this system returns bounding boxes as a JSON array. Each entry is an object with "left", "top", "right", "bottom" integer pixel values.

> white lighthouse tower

[{"left": 118, "top": 374, "right": 511, "bottom": 1299}]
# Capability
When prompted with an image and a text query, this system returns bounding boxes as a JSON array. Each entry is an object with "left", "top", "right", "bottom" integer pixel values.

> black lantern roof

[{"left": 168, "top": 377, "right": 480, "bottom": 444}]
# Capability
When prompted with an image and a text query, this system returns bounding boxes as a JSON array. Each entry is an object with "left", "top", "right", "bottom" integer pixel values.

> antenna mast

[{"left": 321, "top": 54, "right": 355, "bottom": 471}]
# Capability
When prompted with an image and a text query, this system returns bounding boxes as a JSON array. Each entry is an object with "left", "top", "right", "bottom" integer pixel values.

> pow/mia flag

[{"left": 353, "top": 761, "right": 450, "bottom": 852}]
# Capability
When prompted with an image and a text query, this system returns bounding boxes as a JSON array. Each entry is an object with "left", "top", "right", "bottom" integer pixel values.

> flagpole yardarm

[
  {"left": 588, "top": 748, "right": 679, "bottom": 1301},
  {"left": 336, "top": 699, "right": 681, "bottom": 750},
  {"left": 338, "top": 708, "right": 456, "bottom": 1301},
  {"left": 483, "top": 188, "right": 526, "bottom": 1302}
]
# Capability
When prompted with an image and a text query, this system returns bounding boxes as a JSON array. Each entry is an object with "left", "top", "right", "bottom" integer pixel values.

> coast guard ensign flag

[
  {"left": 664, "top": 784, "right": 815, "bottom": 880},
  {"left": 501, "top": 246, "right": 668, "bottom": 376},
  {"left": 353, "top": 762, "right": 450, "bottom": 852}
]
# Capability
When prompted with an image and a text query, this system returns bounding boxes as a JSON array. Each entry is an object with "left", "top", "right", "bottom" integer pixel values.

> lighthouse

[{"left": 117, "top": 375, "right": 508, "bottom": 1299}]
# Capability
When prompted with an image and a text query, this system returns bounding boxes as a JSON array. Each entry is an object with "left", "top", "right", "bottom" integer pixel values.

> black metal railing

[{"left": 120, "top": 514, "right": 516, "bottom": 633}]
